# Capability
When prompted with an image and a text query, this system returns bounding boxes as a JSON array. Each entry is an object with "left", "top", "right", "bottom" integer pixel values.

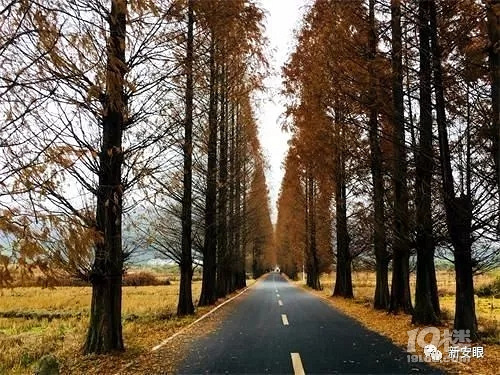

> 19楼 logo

[{"left": 406, "top": 327, "right": 484, "bottom": 363}]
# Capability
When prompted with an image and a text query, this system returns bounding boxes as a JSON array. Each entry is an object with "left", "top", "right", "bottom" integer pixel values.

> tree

[
  {"left": 367, "top": 0, "right": 389, "bottom": 309},
  {"left": 1, "top": 0, "right": 184, "bottom": 353},
  {"left": 178, "top": 0, "right": 195, "bottom": 316},
  {"left": 199, "top": 26, "right": 218, "bottom": 306},
  {"left": 389, "top": 0, "right": 412, "bottom": 315},
  {"left": 216, "top": 56, "right": 230, "bottom": 297},
  {"left": 276, "top": 152, "right": 306, "bottom": 280},
  {"left": 332, "top": 105, "right": 353, "bottom": 298},
  {"left": 486, "top": 0, "right": 500, "bottom": 218},
  {"left": 247, "top": 162, "right": 274, "bottom": 278},
  {"left": 429, "top": 0, "right": 477, "bottom": 339},
  {"left": 83, "top": 0, "right": 128, "bottom": 353},
  {"left": 205, "top": 0, "right": 267, "bottom": 297},
  {"left": 276, "top": 0, "right": 498, "bottom": 341},
  {"left": 412, "top": 0, "right": 440, "bottom": 325}
]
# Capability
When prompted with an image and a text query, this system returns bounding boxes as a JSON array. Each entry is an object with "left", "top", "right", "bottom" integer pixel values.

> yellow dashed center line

[
  {"left": 281, "top": 314, "right": 289, "bottom": 325},
  {"left": 291, "top": 352, "right": 305, "bottom": 375}
]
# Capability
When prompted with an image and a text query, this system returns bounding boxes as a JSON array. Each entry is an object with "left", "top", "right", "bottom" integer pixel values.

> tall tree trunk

[
  {"left": 178, "top": 0, "right": 195, "bottom": 316},
  {"left": 429, "top": 0, "right": 477, "bottom": 339},
  {"left": 486, "top": 0, "right": 500, "bottom": 227},
  {"left": 252, "top": 243, "right": 262, "bottom": 278},
  {"left": 228, "top": 103, "right": 236, "bottom": 292},
  {"left": 199, "top": 35, "right": 218, "bottom": 307},
  {"left": 368, "top": 0, "right": 389, "bottom": 309},
  {"left": 304, "top": 171, "right": 310, "bottom": 284},
  {"left": 235, "top": 104, "right": 245, "bottom": 288},
  {"left": 333, "top": 123, "right": 352, "bottom": 298},
  {"left": 413, "top": 0, "right": 440, "bottom": 325},
  {"left": 241, "top": 133, "right": 248, "bottom": 282},
  {"left": 306, "top": 172, "right": 321, "bottom": 290},
  {"left": 217, "top": 62, "right": 229, "bottom": 297},
  {"left": 84, "top": 0, "right": 126, "bottom": 354},
  {"left": 251, "top": 245, "right": 256, "bottom": 277},
  {"left": 405, "top": 22, "right": 418, "bottom": 159},
  {"left": 389, "top": 0, "right": 412, "bottom": 314}
]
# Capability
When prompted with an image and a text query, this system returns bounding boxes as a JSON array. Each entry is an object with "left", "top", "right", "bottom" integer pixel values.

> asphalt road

[{"left": 178, "top": 273, "right": 441, "bottom": 374}]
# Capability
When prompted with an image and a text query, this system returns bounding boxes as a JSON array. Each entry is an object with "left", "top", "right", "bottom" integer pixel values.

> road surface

[{"left": 178, "top": 273, "right": 440, "bottom": 374}]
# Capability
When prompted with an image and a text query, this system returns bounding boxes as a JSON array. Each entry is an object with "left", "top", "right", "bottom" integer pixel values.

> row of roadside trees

[
  {"left": 276, "top": 0, "right": 500, "bottom": 341},
  {"left": 0, "top": 0, "right": 274, "bottom": 354}
]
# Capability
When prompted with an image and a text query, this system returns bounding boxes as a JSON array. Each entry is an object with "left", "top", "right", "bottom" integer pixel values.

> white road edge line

[
  {"left": 151, "top": 286, "right": 251, "bottom": 352},
  {"left": 281, "top": 313, "right": 289, "bottom": 326},
  {"left": 115, "top": 281, "right": 257, "bottom": 375},
  {"left": 115, "top": 278, "right": 266, "bottom": 375},
  {"left": 115, "top": 276, "right": 262, "bottom": 374},
  {"left": 278, "top": 300, "right": 283, "bottom": 306},
  {"left": 291, "top": 352, "right": 305, "bottom": 375},
  {"left": 115, "top": 280, "right": 258, "bottom": 375}
]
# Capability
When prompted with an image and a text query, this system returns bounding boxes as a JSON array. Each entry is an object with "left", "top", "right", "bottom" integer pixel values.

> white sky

[{"left": 255, "top": 0, "right": 307, "bottom": 222}]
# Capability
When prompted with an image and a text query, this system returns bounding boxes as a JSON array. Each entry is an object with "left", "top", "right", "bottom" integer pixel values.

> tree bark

[
  {"left": 486, "top": 0, "right": 500, "bottom": 227},
  {"left": 333, "top": 123, "right": 352, "bottom": 298},
  {"left": 228, "top": 103, "right": 236, "bottom": 293},
  {"left": 304, "top": 171, "right": 310, "bottom": 284},
  {"left": 389, "top": 0, "right": 412, "bottom": 314},
  {"left": 306, "top": 171, "right": 321, "bottom": 290},
  {"left": 429, "top": 0, "right": 477, "bottom": 339},
  {"left": 199, "top": 34, "right": 218, "bottom": 307},
  {"left": 241, "top": 133, "right": 248, "bottom": 283},
  {"left": 217, "top": 61, "right": 229, "bottom": 297},
  {"left": 413, "top": 0, "right": 440, "bottom": 325},
  {"left": 84, "top": 0, "right": 126, "bottom": 354},
  {"left": 235, "top": 104, "right": 246, "bottom": 289},
  {"left": 367, "top": 0, "right": 389, "bottom": 309},
  {"left": 178, "top": 0, "right": 195, "bottom": 316}
]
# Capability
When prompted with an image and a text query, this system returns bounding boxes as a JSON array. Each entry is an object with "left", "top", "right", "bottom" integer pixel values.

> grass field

[
  {"left": 330, "top": 270, "right": 500, "bottom": 335},
  {"left": 0, "top": 275, "right": 221, "bottom": 374}
]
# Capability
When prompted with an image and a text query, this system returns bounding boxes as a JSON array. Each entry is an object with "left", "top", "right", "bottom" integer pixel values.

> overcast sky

[{"left": 255, "top": 0, "right": 308, "bottom": 222}]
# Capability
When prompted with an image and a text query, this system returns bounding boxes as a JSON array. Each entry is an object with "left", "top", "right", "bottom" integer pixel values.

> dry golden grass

[
  {"left": 0, "top": 279, "right": 254, "bottom": 374},
  {"left": 332, "top": 270, "right": 500, "bottom": 328},
  {"left": 296, "top": 270, "right": 500, "bottom": 375}
]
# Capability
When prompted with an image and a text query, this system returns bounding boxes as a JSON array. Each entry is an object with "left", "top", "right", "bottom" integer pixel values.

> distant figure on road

[{"left": 274, "top": 266, "right": 280, "bottom": 273}]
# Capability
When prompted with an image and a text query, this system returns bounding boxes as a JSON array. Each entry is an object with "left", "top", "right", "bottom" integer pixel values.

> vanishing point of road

[{"left": 177, "top": 273, "right": 440, "bottom": 374}]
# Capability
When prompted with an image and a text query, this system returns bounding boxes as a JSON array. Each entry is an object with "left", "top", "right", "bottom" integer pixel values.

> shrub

[
  {"left": 475, "top": 278, "right": 500, "bottom": 298},
  {"left": 440, "top": 308, "right": 454, "bottom": 321},
  {"left": 122, "top": 271, "right": 162, "bottom": 286},
  {"left": 7, "top": 269, "right": 170, "bottom": 287},
  {"left": 20, "top": 352, "right": 34, "bottom": 367},
  {"left": 479, "top": 319, "right": 499, "bottom": 344},
  {"left": 437, "top": 288, "right": 454, "bottom": 297},
  {"left": 35, "top": 355, "right": 60, "bottom": 375}
]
